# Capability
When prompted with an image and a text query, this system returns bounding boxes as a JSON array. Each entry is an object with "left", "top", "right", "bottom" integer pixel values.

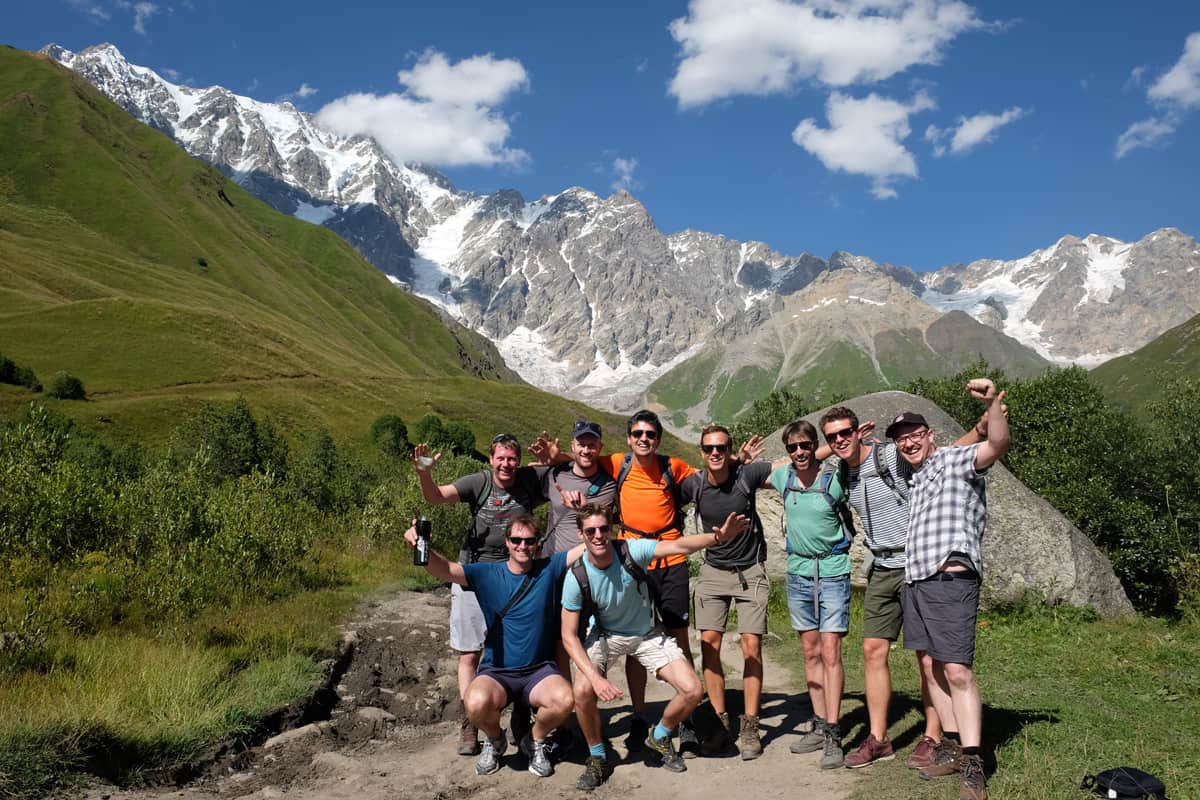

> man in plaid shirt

[{"left": 887, "top": 378, "right": 1009, "bottom": 800}]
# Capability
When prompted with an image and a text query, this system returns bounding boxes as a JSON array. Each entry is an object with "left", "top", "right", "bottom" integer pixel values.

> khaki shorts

[
  {"left": 863, "top": 566, "right": 905, "bottom": 641},
  {"left": 585, "top": 627, "right": 685, "bottom": 677},
  {"left": 693, "top": 562, "right": 769, "bottom": 635},
  {"left": 449, "top": 583, "right": 486, "bottom": 652}
]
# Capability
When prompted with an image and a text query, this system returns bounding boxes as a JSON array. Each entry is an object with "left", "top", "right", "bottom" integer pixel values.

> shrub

[
  {"left": 369, "top": 414, "right": 410, "bottom": 458},
  {"left": 0, "top": 355, "right": 42, "bottom": 392},
  {"left": 730, "top": 388, "right": 816, "bottom": 445},
  {"left": 441, "top": 420, "right": 475, "bottom": 456},
  {"left": 45, "top": 372, "right": 85, "bottom": 400},
  {"left": 411, "top": 413, "right": 444, "bottom": 447},
  {"left": 169, "top": 398, "right": 288, "bottom": 485}
]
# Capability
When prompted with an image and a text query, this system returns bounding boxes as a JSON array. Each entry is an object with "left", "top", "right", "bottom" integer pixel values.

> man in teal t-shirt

[{"left": 767, "top": 419, "right": 852, "bottom": 770}]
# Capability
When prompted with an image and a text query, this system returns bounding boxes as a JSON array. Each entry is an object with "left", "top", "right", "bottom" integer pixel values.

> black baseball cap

[
  {"left": 572, "top": 420, "right": 602, "bottom": 439},
  {"left": 885, "top": 412, "right": 929, "bottom": 439}
]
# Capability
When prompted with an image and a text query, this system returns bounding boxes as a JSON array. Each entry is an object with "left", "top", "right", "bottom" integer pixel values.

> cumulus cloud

[
  {"left": 668, "top": 0, "right": 981, "bottom": 108},
  {"left": 612, "top": 157, "right": 640, "bottom": 192},
  {"left": 1116, "top": 31, "right": 1200, "bottom": 158},
  {"left": 925, "top": 106, "right": 1025, "bottom": 156},
  {"left": 792, "top": 91, "right": 935, "bottom": 198},
  {"left": 317, "top": 49, "right": 530, "bottom": 168}
]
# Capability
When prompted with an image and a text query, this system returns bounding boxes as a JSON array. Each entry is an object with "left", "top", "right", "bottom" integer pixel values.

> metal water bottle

[{"left": 414, "top": 516, "right": 432, "bottom": 566}]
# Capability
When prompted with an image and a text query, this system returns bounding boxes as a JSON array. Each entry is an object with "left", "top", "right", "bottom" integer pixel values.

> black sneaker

[
  {"left": 678, "top": 719, "right": 701, "bottom": 759},
  {"left": 645, "top": 732, "right": 687, "bottom": 773},
  {"left": 576, "top": 755, "right": 612, "bottom": 791},
  {"left": 626, "top": 716, "right": 649, "bottom": 753}
]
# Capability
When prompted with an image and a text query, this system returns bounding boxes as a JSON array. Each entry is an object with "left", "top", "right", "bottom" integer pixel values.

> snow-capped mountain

[{"left": 46, "top": 43, "right": 1200, "bottom": 413}]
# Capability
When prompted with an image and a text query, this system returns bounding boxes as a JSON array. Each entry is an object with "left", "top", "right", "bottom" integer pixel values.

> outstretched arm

[
  {"left": 652, "top": 513, "right": 750, "bottom": 558},
  {"left": 403, "top": 522, "right": 468, "bottom": 585},
  {"left": 966, "top": 379, "right": 1010, "bottom": 470},
  {"left": 411, "top": 444, "right": 460, "bottom": 504}
]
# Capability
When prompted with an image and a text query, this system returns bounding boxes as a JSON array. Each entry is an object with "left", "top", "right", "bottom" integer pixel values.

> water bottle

[{"left": 414, "top": 516, "right": 432, "bottom": 566}]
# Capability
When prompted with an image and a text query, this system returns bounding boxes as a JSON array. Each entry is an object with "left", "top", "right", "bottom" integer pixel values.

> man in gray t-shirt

[
  {"left": 538, "top": 421, "right": 617, "bottom": 556},
  {"left": 678, "top": 424, "right": 774, "bottom": 760}
]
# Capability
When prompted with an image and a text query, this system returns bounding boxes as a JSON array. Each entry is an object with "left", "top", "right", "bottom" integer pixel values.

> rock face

[{"left": 748, "top": 390, "right": 1134, "bottom": 617}]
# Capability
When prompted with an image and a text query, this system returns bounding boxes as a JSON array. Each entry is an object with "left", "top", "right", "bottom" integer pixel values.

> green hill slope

[
  {"left": 0, "top": 47, "right": 627, "bottom": 445},
  {"left": 1092, "top": 311, "right": 1200, "bottom": 413}
]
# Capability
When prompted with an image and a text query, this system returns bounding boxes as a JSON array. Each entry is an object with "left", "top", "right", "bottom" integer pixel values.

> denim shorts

[{"left": 786, "top": 572, "right": 851, "bottom": 633}]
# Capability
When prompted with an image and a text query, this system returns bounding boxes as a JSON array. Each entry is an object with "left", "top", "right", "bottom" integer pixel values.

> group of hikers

[{"left": 404, "top": 377, "right": 1009, "bottom": 800}]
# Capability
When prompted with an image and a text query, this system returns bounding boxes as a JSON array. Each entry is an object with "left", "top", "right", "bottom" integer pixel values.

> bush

[
  {"left": 411, "top": 413, "right": 444, "bottom": 447},
  {"left": 441, "top": 420, "right": 475, "bottom": 456},
  {"left": 0, "top": 355, "right": 42, "bottom": 392},
  {"left": 369, "top": 414, "right": 410, "bottom": 458},
  {"left": 169, "top": 398, "right": 288, "bottom": 485},
  {"left": 45, "top": 372, "right": 85, "bottom": 401},
  {"left": 730, "top": 388, "right": 816, "bottom": 445}
]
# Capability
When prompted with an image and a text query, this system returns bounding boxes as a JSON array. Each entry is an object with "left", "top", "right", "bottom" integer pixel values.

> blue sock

[
  {"left": 589, "top": 742, "right": 606, "bottom": 758},
  {"left": 654, "top": 722, "right": 672, "bottom": 741}
]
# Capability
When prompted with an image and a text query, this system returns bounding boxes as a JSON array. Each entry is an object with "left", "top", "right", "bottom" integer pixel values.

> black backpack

[
  {"left": 1081, "top": 767, "right": 1167, "bottom": 799},
  {"left": 613, "top": 453, "right": 683, "bottom": 538},
  {"left": 569, "top": 539, "right": 657, "bottom": 637},
  {"left": 463, "top": 467, "right": 545, "bottom": 562}
]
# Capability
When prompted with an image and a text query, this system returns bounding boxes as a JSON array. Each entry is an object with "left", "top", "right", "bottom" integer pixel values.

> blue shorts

[
  {"left": 476, "top": 661, "right": 562, "bottom": 707},
  {"left": 786, "top": 573, "right": 851, "bottom": 633}
]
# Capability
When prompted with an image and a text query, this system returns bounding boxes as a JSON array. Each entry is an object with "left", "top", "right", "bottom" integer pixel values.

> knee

[
  {"left": 863, "top": 639, "right": 890, "bottom": 666},
  {"left": 820, "top": 645, "right": 843, "bottom": 669},
  {"left": 741, "top": 635, "right": 762, "bottom": 660},
  {"left": 546, "top": 685, "right": 574, "bottom": 716},
  {"left": 463, "top": 688, "right": 493, "bottom": 719},
  {"left": 681, "top": 676, "right": 703, "bottom": 706},
  {"left": 942, "top": 662, "right": 975, "bottom": 690}
]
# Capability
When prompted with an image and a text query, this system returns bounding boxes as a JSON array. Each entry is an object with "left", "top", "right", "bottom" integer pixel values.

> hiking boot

[
  {"left": 626, "top": 716, "right": 649, "bottom": 753},
  {"left": 790, "top": 716, "right": 826, "bottom": 754},
  {"left": 679, "top": 719, "right": 701, "bottom": 759},
  {"left": 701, "top": 711, "right": 737, "bottom": 755},
  {"left": 457, "top": 717, "right": 481, "bottom": 756},
  {"left": 820, "top": 724, "right": 844, "bottom": 769},
  {"left": 907, "top": 735, "right": 939, "bottom": 768},
  {"left": 521, "top": 734, "right": 554, "bottom": 778},
  {"left": 918, "top": 739, "right": 962, "bottom": 780},
  {"left": 959, "top": 753, "right": 988, "bottom": 800},
  {"left": 843, "top": 734, "right": 895, "bottom": 768},
  {"left": 645, "top": 732, "right": 687, "bottom": 773},
  {"left": 576, "top": 755, "right": 612, "bottom": 791},
  {"left": 475, "top": 731, "right": 508, "bottom": 776},
  {"left": 738, "top": 714, "right": 763, "bottom": 761}
]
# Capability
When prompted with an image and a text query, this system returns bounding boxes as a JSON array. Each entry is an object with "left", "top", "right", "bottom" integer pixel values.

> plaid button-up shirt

[{"left": 904, "top": 444, "right": 989, "bottom": 583}]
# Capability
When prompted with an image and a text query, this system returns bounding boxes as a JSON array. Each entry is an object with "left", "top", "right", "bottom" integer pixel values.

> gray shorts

[
  {"left": 693, "top": 561, "right": 769, "bottom": 634},
  {"left": 902, "top": 571, "right": 980, "bottom": 665},
  {"left": 450, "top": 583, "right": 486, "bottom": 653}
]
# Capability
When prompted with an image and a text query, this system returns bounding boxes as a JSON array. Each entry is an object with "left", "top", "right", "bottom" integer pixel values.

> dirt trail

[{"left": 86, "top": 588, "right": 854, "bottom": 800}]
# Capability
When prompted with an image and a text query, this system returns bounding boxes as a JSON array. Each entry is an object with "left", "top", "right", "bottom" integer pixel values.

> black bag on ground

[{"left": 1081, "top": 767, "right": 1167, "bottom": 799}]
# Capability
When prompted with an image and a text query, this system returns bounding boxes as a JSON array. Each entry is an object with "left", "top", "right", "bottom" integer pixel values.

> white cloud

[
  {"left": 926, "top": 106, "right": 1025, "bottom": 156},
  {"left": 1125, "top": 65, "right": 1147, "bottom": 91},
  {"left": 296, "top": 83, "right": 318, "bottom": 98},
  {"left": 612, "top": 157, "right": 640, "bottom": 192},
  {"left": 792, "top": 91, "right": 935, "bottom": 198},
  {"left": 1115, "top": 117, "right": 1177, "bottom": 159},
  {"left": 316, "top": 49, "right": 530, "bottom": 168},
  {"left": 114, "top": 0, "right": 159, "bottom": 35},
  {"left": 668, "top": 0, "right": 982, "bottom": 108},
  {"left": 163, "top": 67, "right": 181, "bottom": 82},
  {"left": 1115, "top": 31, "right": 1200, "bottom": 158},
  {"left": 67, "top": 0, "right": 110, "bottom": 20}
]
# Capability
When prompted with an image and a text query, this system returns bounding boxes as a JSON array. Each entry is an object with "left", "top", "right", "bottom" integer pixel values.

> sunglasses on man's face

[
  {"left": 785, "top": 440, "right": 816, "bottom": 453},
  {"left": 824, "top": 427, "right": 855, "bottom": 442},
  {"left": 630, "top": 429, "right": 659, "bottom": 440},
  {"left": 701, "top": 443, "right": 730, "bottom": 454},
  {"left": 507, "top": 536, "right": 538, "bottom": 547},
  {"left": 582, "top": 524, "right": 611, "bottom": 536}
]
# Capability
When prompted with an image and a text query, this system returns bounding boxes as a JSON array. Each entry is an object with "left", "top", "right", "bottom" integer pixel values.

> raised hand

[
  {"left": 714, "top": 512, "right": 750, "bottom": 542},
  {"left": 412, "top": 443, "right": 441, "bottom": 471},
  {"left": 557, "top": 485, "right": 585, "bottom": 510},
  {"left": 966, "top": 378, "right": 998, "bottom": 402},
  {"left": 738, "top": 434, "right": 766, "bottom": 463},
  {"left": 858, "top": 421, "right": 878, "bottom": 442}
]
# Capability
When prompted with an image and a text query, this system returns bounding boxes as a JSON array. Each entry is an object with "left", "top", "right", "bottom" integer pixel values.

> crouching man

[
  {"left": 404, "top": 515, "right": 584, "bottom": 779},
  {"left": 561, "top": 503, "right": 749, "bottom": 790}
]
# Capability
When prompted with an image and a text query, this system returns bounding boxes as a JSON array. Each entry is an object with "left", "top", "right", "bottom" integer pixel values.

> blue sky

[{"left": 8, "top": 0, "right": 1200, "bottom": 270}]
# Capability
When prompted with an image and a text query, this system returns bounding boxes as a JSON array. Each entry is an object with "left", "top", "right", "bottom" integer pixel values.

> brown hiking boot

[
  {"left": 457, "top": 716, "right": 481, "bottom": 756},
  {"left": 843, "top": 734, "right": 895, "bottom": 768},
  {"left": 907, "top": 735, "right": 938, "bottom": 768},
  {"left": 738, "top": 714, "right": 763, "bottom": 760},
  {"left": 959, "top": 754, "right": 988, "bottom": 800},
  {"left": 918, "top": 739, "right": 962, "bottom": 780}
]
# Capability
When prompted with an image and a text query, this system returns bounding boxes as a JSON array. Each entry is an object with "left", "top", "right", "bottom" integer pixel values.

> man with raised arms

[
  {"left": 562, "top": 503, "right": 748, "bottom": 789},
  {"left": 412, "top": 434, "right": 549, "bottom": 755},
  {"left": 889, "top": 378, "right": 1010, "bottom": 800},
  {"left": 538, "top": 420, "right": 617, "bottom": 556}
]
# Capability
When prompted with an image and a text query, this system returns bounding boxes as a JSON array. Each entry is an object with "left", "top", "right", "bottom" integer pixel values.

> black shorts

[
  {"left": 902, "top": 570, "right": 980, "bottom": 665},
  {"left": 646, "top": 561, "right": 691, "bottom": 630},
  {"left": 476, "top": 661, "right": 562, "bottom": 707}
]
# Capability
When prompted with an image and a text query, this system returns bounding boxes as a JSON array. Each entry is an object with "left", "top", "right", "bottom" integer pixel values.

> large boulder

[{"left": 742, "top": 390, "right": 1133, "bottom": 617}]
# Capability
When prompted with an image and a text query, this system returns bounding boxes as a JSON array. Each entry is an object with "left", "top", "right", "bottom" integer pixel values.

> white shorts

[
  {"left": 584, "top": 626, "right": 685, "bottom": 677},
  {"left": 450, "top": 583, "right": 486, "bottom": 653}
]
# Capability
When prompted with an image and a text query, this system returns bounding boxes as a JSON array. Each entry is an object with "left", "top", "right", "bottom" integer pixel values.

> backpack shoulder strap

[
  {"left": 873, "top": 443, "right": 907, "bottom": 503},
  {"left": 570, "top": 555, "right": 594, "bottom": 638}
]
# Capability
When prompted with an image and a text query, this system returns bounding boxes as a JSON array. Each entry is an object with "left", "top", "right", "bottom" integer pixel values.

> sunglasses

[
  {"left": 492, "top": 433, "right": 519, "bottom": 444},
  {"left": 630, "top": 429, "right": 659, "bottom": 440},
  {"left": 785, "top": 440, "right": 816, "bottom": 453},
  {"left": 894, "top": 429, "right": 931, "bottom": 446},
  {"left": 824, "top": 427, "right": 855, "bottom": 441},
  {"left": 582, "top": 525, "right": 611, "bottom": 535},
  {"left": 507, "top": 536, "right": 539, "bottom": 547},
  {"left": 701, "top": 443, "right": 730, "bottom": 454}
]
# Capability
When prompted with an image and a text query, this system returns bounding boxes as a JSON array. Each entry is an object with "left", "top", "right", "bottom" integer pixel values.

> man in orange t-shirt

[{"left": 597, "top": 409, "right": 697, "bottom": 754}]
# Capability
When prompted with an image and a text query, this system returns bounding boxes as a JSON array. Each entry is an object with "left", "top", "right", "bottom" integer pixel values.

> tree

[
  {"left": 46, "top": 371, "right": 85, "bottom": 400},
  {"left": 370, "top": 414, "right": 410, "bottom": 458},
  {"left": 441, "top": 420, "right": 476, "bottom": 456},
  {"left": 411, "top": 414, "right": 445, "bottom": 448}
]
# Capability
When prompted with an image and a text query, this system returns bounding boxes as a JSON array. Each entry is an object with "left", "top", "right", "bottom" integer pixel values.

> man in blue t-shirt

[
  {"left": 405, "top": 514, "right": 584, "bottom": 780},
  {"left": 561, "top": 503, "right": 748, "bottom": 789}
]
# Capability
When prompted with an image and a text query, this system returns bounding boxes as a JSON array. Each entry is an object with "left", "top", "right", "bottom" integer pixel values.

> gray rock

[{"left": 751, "top": 390, "right": 1133, "bottom": 617}]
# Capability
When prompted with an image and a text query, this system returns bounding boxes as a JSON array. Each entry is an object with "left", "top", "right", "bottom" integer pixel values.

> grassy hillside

[
  {"left": 0, "top": 47, "right": 632, "bottom": 446},
  {"left": 1092, "top": 311, "right": 1200, "bottom": 414}
]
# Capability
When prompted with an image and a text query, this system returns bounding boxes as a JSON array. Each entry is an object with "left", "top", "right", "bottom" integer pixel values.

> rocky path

[{"left": 86, "top": 588, "right": 855, "bottom": 800}]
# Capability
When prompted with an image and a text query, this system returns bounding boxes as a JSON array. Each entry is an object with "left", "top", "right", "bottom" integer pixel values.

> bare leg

[
  {"left": 819, "top": 631, "right": 845, "bottom": 724},
  {"left": 942, "top": 662, "right": 981, "bottom": 748},
  {"left": 917, "top": 650, "right": 942, "bottom": 739},
  {"left": 655, "top": 658, "right": 704, "bottom": 729},
  {"left": 923, "top": 657, "right": 958, "bottom": 734},
  {"left": 457, "top": 650, "right": 481, "bottom": 701},
  {"left": 699, "top": 629, "right": 726, "bottom": 714},
  {"left": 573, "top": 671, "right": 604, "bottom": 747},
  {"left": 625, "top": 657, "right": 647, "bottom": 715},
  {"left": 464, "top": 675, "right": 507, "bottom": 740},
  {"left": 799, "top": 630, "right": 825, "bottom": 719},
  {"left": 863, "top": 637, "right": 892, "bottom": 740},
  {"left": 741, "top": 633, "right": 763, "bottom": 717},
  {"left": 528, "top": 675, "right": 575, "bottom": 740}
]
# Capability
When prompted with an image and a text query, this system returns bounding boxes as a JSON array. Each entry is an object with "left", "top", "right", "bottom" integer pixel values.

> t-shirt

[
  {"left": 844, "top": 442, "right": 910, "bottom": 570},
  {"left": 453, "top": 466, "right": 550, "bottom": 562},
  {"left": 680, "top": 461, "right": 772, "bottom": 569},
  {"left": 769, "top": 463, "right": 851, "bottom": 578},
  {"left": 905, "top": 444, "right": 988, "bottom": 583},
  {"left": 561, "top": 539, "right": 658, "bottom": 637},
  {"left": 599, "top": 453, "right": 696, "bottom": 569},
  {"left": 540, "top": 463, "right": 617, "bottom": 555},
  {"left": 464, "top": 551, "right": 569, "bottom": 668}
]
